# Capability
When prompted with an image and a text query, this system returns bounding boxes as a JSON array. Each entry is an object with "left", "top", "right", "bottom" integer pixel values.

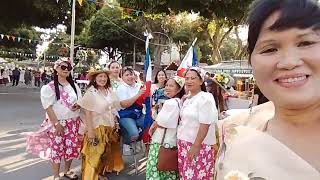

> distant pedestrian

[
  {"left": 2, "top": 69, "right": 9, "bottom": 86},
  {"left": 19, "top": 68, "right": 25, "bottom": 84},
  {"left": 12, "top": 67, "right": 20, "bottom": 86},
  {"left": 24, "top": 69, "right": 32, "bottom": 86},
  {"left": 8, "top": 69, "right": 13, "bottom": 82},
  {"left": 41, "top": 70, "right": 49, "bottom": 85},
  {"left": 33, "top": 70, "right": 41, "bottom": 87}
]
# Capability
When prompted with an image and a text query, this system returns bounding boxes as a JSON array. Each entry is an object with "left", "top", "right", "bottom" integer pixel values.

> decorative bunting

[
  {"left": 12, "top": 36, "right": 16, "bottom": 42},
  {"left": 6, "top": 35, "right": 10, "bottom": 40},
  {"left": 28, "top": 39, "right": 32, "bottom": 44},
  {"left": 77, "top": 0, "right": 83, "bottom": 6},
  {"left": 17, "top": 37, "right": 21, "bottom": 42},
  {"left": 0, "top": 34, "right": 4, "bottom": 39}
]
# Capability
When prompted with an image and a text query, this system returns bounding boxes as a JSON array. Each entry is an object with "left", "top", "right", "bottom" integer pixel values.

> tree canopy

[{"left": 0, "top": 0, "right": 98, "bottom": 34}]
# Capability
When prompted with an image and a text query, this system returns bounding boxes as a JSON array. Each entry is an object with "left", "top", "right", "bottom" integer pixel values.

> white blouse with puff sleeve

[
  {"left": 151, "top": 98, "right": 180, "bottom": 147},
  {"left": 40, "top": 83, "right": 81, "bottom": 120},
  {"left": 177, "top": 91, "right": 218, "bottom": 145}
]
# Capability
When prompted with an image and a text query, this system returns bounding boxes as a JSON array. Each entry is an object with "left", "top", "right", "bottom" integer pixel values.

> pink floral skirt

[
  {"left": 177, "top": 139, "right": 215, "bottom": 180},
  {"left": 25, "top": 117, "right": 81, "bottom": 163}
]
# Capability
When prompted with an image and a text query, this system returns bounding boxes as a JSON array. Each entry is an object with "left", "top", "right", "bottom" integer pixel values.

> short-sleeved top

[
  {"left": 152, "top": 98, "right": 180, "bottom": 146},
  {"left": 177, "top": 91, "right": 218, "bottom": 145},
  {"left": 77, "top": 86, "right": 121, "bottom": 129},
  {"left": 111, "top": 79, "right": 123, "bottom": 91},
  {"left": 116, "top": 82, "right": 141, "bottom": 102},
  {"left": 40, "top": 83, "right": 81, "bottom": 120}
]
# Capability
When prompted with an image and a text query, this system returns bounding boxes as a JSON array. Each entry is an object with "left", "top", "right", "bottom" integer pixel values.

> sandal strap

[{"left": 64, "top": 171, "right": 78, "bottom": 179}]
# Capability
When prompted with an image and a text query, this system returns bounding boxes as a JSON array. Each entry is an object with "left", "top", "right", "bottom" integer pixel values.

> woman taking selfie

[{"left": 216, "top": 0, "right": 320, "bottom": 179}]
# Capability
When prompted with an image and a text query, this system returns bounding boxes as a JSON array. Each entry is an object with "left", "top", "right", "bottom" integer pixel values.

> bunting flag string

[
  {"left": 55, "top": 0, "right": 144, "bottom": 16},
  {"left": 0, "top": 50, "right": 60, "bottom": 60},
  {"left": 0, "top": 33, "right": 41, "bottom": 44},
  {"left": 0, "top": 33, "right": 102, "bottom": 51}
]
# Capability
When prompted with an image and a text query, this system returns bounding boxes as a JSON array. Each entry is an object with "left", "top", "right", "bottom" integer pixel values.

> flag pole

[{"left": 192, "top": 37, "right": 198, "bottom": 46}]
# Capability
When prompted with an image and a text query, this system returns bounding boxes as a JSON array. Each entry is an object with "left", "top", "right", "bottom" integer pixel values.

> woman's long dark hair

[
  {"left": 53, "top": 63, "right": 78, "bottom": 100},
  {"left": 187, "top": 69, "right": 207, "bottom": 92},
  {"left": 209, "top": 82, "right": 225, "bottom": 112},
  {"left": 173, "top": 82, "right": 186, "bottom": 99},
  {"left": 154, "top": 69, "right": 168, "bottom": 86},
  {"left": 108, "top": 61, "right": 121, "bottom": 78}
]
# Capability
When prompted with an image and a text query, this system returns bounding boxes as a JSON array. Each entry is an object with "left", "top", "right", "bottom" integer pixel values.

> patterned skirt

[
  {"left": 146, "top": 143, "right": 179, "bottom": 180},
  {"left": 25, "top": 117, "right": 82, "bottom": 163},
  {"left": 177, "top": 139, "right": 215, "bottom": 180},
  {"left": 81, "top": 125, "right": 124, "bottom": 180}
]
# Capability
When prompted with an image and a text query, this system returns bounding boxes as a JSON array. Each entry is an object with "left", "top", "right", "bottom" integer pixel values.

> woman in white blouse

[
  {"left": 146, "top": 76, "right": 185, "bottom": 180},
  {"left": 26, "top": 59, "right": 82, "bottom": 180},
  {"left": 177, "top": 67, "right": 218, "bottom": 180}
]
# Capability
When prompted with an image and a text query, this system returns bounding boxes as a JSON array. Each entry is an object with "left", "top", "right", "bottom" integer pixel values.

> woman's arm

[
  {"left": 84, "top": 109, "right": 95, "bottom": 139},
  {"left": 46, "top": 106, "right": 59, "bottom": 125},
  {"left": 46, "top": 106, "right": 64, "bottom": 135},
  {"left": 187, "top": 123, "right": 210, "bottom": 161}
]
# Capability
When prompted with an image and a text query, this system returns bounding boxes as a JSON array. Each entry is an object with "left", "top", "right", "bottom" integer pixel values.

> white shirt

[
  {"left": 151, "top": 98, "right": 180, "bottom": 147},
  {"left": 41, "top": 83, "right": 81, "bottom": 120},
  {"left": 116, "top": 82, "right": 141, "bottom": 102},
  {"left": 177, "top": 91, "right": 218, "bottom": 145}
]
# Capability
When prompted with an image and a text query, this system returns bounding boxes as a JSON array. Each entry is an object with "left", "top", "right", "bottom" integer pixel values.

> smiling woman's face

[{"left": 251, "top": 11, "right": 320, "bottom": 109}]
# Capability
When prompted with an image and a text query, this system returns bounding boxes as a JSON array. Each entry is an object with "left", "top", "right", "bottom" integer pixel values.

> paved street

[{"left": 0, "top": 85, "right": 146, "bottom": 180}]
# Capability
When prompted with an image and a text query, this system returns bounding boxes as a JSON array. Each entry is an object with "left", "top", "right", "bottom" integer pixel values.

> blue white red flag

[
  {"left": 177, "top": 38, "right": 198, "bottom": 77},
  {"left": 143, "top": 33, "right": 153, "bottom": 142}
]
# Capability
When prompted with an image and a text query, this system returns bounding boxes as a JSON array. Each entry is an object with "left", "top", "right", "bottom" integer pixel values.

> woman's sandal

[
  {"left": 53, "top": 176, "right": 61, "bottom": 180},
  {"left": 98, "top": 175, "right": 109, "bottom": 180},
  {"left": 63, "top": 171, "right": 78, "bottom": 180}
]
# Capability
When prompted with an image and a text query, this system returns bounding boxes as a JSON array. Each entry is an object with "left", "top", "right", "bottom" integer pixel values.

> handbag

[
  {"left": 156, "top": 128, "right": 179, "bottom": 172},
  {"left": 156, "top": 98, "right": 180, "bottom": 172}
]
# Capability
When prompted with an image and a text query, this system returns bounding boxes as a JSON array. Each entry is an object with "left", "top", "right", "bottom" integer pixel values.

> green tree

[
  {"left": 78, "top": 6, "right": 145, "bottom": 65},
  {"left": 119, "top": 0, "right": 253, "bottom": 63},
  {"left": 0, "top": 0, "right": 98, "bottom": 34}
]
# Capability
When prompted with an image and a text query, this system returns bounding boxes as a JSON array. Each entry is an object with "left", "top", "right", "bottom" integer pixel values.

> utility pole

[
  {"left": 133, "top": 41, "right": 136, "bottom": 69},
  {"left": 69, "top": 0, "right": 76, "bottom": 70}
]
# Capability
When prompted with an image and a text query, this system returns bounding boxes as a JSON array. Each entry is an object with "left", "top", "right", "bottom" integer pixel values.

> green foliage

[
  {"left": 0, "top": 0, "right": 97, "bottom": 34},
  {"left": 78, "top": 6, "right": 145, "bottom": 63}
]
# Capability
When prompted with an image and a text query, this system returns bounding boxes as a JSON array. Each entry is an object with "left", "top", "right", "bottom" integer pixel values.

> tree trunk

[{"left": 153, "top": 36, "right": 165, "bottom": 76}]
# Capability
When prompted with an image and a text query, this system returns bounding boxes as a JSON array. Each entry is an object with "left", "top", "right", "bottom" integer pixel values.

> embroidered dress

[
  {"left": 77, "top": 86, "right": 124, "bottom": 179},
  {"left": 215, "top": 113, "right": 320, "bottom": 180},
  {"left": 177, "top": 92, "right": 218, "bottom": 180},
  {"left": 25, "top": 81, "right": 82, "bottom": 163},
  {"left": 146, "top": 98, "right": 180, "bottom": 180}
]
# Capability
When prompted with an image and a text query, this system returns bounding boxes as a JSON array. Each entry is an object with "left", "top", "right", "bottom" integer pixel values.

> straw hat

[{"left": 87, "top": 65, "right": 110, "bottom": 80}]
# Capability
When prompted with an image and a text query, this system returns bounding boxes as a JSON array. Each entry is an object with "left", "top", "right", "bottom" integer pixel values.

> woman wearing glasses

[
  {"left": 215, "top": 0, "right": 320, "bottom": 179},
  {"left": 26, "top": 59, "right": 82, "bottom": 180}
]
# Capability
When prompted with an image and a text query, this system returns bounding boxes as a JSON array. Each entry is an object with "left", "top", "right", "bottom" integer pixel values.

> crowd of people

[
  {"left": 0, "top": 67, "right": 53, "bottom": 87},
  {"left": 22, "top": 0, "right": 320, "bottom": 179}
]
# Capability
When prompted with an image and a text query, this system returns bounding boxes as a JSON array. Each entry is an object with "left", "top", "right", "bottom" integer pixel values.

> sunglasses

[{"left": 60, "top": 65, "right": 73, "bottom": 71}]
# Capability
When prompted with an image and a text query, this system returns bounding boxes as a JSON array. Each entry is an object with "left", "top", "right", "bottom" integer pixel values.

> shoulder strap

[{"left": 160, "top": 128, "right": 167, "bottom": 146}]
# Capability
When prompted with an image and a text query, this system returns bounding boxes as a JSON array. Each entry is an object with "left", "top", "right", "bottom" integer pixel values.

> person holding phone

[
  {"left": 77, "top": 67, "right": 124, "bottom": 180},
  {"left": 25, "top": 59, "right": 82, "bottom": 180}
]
